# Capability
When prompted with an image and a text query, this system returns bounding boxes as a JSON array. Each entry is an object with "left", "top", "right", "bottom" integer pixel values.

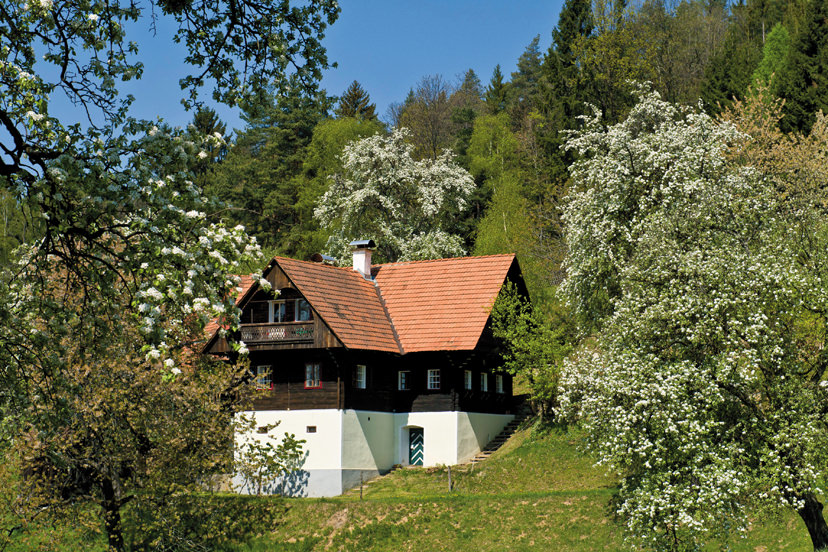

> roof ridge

[{"left": 372, "top": 253, "right": 515, "bottom": 268}]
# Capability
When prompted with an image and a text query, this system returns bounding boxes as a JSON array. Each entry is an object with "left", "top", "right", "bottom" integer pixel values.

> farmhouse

[{"left": 205, "top": 241, "right": 526, "bottom": 497}]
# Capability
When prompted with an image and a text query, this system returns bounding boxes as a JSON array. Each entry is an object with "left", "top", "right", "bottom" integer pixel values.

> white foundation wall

[{"left": 234, "top": 409, "right": 514, "bottom": 497}]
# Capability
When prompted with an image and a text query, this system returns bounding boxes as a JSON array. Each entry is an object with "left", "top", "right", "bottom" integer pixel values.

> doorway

[{"left": 408, "top": 427, "right": 424, "bottom": 466}]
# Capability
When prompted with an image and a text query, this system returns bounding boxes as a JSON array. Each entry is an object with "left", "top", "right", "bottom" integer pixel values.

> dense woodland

[{"left": 3, "top": 0, "right": 828, "bottom": 549}]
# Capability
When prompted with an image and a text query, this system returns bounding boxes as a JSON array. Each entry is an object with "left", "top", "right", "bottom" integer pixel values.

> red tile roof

[
  {"left": 373, "top": 255, "right": 516, "bottom": 352},
  {"left": 206, "top": 254, "right": 517, "bottom": 354},
  {"left": 275, "top": 257, "right": 401, "bottom": 353}
]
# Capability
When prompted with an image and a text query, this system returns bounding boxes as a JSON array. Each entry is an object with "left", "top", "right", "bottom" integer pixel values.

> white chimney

[{"left": 350, "top": 239, "right": 375, "bottom": 279}]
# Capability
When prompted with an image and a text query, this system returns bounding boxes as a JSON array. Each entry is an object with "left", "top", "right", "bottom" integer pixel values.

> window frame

[
  {"left": 353, "top": 364, "right": 367, "bottom": 389},
  {"left": 255, "top": 365, "right": 272, "bottom": 390},
  {"left": 304, "top": 362, "right": 321, "bottom": 389},
  {"left": 397, "top": 370, "right": 410, "bottom": 391},
  {"left": 427, "top": 369, "right": 440, "bottom": 390},
  {"left": 496, "top": 374, "right": 504, "bottom": 394},
  {"left": 464, "top": 369, "right": 472, "bottom": 390},
  {"left": 480, "top": 372, "right": 488, "bottom": 392}
]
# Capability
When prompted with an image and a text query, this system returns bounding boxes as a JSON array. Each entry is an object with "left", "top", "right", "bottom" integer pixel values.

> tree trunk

[
  {"left": 797, "top": 492, "right": 828, "bottom": 551},
  {"left": 102, "top": 480, "right": 124, "bottom": 552}
]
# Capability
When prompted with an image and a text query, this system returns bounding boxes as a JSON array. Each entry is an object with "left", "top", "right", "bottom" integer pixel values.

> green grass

[
  {"left": 1, "top": 424, "right": 814, "bottom": 551},
  {"left": 239, "top": 425, "right": 812, "bottom": 552}
]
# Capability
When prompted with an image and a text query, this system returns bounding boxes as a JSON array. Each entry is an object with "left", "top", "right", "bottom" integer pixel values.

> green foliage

[
  {"left": 490, "top": 283, "right": 574, "bottom": 418},
  {"left": 292, "top": 117, "right": 385, "bottom": 259},
  {"left": 484, "top": 65, "right": 509, "bottom": 115},
  {"left": 561, "top": 86, "right": 828, "bottom": 550},
  {"left": 777, "top": 0, "right": 828, "bottom": 133},
  {"left": 314, "top": 129, "right": 474, "bottom": 263},
  {"left": 234, "top": 417, "right": 306, "bottom": 497},
  {"left": 335, "top": 81, "right": 378, "bottom": 120},
  {"left": 123, "top": 494, "right": 288, "bottom": 552},
  {"left": 206, "top": 88, "right": 332, "bottom": 256},
  {"left": 752, "top": 23, "right": 792, "bottom": 90}
]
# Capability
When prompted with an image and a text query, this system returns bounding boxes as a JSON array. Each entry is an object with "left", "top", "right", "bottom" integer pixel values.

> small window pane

[
  {"left": 272, "top": 302, "right": 286, "bottom": 323},
  {"left": 480, "top": 373, "right": 488, "bottom": 392},
  {"left": 305, "top": 363, "right": 320, "bottom": 388},
  {"left": 496, "top": 374, "right": 504, "bottom": 394},
  {"left": 398, "top": 371, "right": 410, "bottom": 390},
  {"left": 427, "top": 369, "right": 440, "bottom": 390},
  {"left": 255, "top": 365, "right": 271, "bottom": 390},
  {"left": 296, "top": 299, "right": 313, "bottom": 321},
  {"left": 353, "top": 365, "right": 367, "bottom": 389},
  {"left": 464, "top": 370, "right": 472, "bottom": 390}
]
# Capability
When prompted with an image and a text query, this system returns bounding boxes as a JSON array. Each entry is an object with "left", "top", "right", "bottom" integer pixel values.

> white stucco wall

[
  {"left": 456, "top": 412, "right": 515, "bottom": 463},
  {"left": 234, "top": 408, "right": 514, "bottom": 497}
]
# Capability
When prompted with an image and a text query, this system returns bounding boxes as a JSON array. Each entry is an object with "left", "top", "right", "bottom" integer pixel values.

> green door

[{"left": 409, "top": 428, "right": 424, "bottom": 466}]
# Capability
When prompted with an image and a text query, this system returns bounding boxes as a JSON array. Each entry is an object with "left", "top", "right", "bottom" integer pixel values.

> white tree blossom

[
  {"left": 314, "top": 128, "right": 475, "bottom": 262},
  {"left": 559, "top": 87, "right": 828, "bottom": 550}
]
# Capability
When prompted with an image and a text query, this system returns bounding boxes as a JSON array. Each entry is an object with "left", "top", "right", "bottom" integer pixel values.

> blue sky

[{"left": 116, "top": 1, "right": 565, "bottom": 132}]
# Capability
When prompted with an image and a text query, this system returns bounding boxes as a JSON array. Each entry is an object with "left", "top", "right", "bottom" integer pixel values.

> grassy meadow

[{"left": 1, "top": 424, "right": 811, "bottom": 551}]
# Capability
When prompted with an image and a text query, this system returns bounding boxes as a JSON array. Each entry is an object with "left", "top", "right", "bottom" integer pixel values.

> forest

[{"left": 2, "top": 0, "right": 828, "bottom": 549}]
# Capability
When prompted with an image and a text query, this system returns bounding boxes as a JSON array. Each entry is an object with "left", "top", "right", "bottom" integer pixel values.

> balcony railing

[{"left": 240, "top": 322, "right": 314, "bottom": 344}]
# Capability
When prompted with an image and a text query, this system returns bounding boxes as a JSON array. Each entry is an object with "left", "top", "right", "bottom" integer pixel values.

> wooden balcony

[{"left": 240, "top": 322, "right": 315, "bottom": 344}]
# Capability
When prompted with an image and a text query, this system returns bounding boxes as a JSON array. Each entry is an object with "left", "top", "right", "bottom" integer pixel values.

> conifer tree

[
  {"left": 509, "top": 36, "right": 544, "bottom": 116},
  {"left": 335, "top": 80, "right": 378, "bottom": 120},
  {"left": 484, "top": 65, "right": 509, "bottom": 114},
  {"left": 777, "top": 0, "right": 828, "bottom": 133}
]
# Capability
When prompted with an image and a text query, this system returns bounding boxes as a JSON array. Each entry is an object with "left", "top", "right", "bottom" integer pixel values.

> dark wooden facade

[{"left": 246, "top": 348, "right": 515, "bottom": 415}]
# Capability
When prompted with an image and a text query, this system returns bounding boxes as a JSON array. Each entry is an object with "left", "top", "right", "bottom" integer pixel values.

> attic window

[{"left": 245, "top": 298, "right": 313, "bottom": 324}]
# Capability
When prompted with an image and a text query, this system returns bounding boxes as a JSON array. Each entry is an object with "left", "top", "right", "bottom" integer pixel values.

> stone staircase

[{"left": 465, "top": 399, "right": 533, "bottom": 467}]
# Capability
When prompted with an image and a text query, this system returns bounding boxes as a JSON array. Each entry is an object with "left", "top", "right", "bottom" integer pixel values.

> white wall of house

[{"left": 234, "top": 408, "right": 514, "bottom": 497}]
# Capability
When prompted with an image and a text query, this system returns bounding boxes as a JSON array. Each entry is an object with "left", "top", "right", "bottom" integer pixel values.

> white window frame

[
  {"left": 255, "top": 365, "right": 272, "bottom": 390},
  {"left": 398, "top": 370, "right": 410, "bottom": 391},
  {"left": 427, "top": 369, "right": 440, "bottom": 390},
  {"left": 480, "top": 372, "right": 488, "bottom": 392},
  {"left": 464, "top": 370, "right": 472, "bottom": 390},
  {"left": 304, "top": 363, "right": 321, "bottom": 388},
  {"left": 354, "top": 364, "right": 367, "bottom": 389},
  {"left": 496, "top": 374, "right": 504, "bottom": 394}
]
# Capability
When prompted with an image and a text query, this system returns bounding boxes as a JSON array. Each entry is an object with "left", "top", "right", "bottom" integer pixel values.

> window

[
  {"left": 353, "top": 365, "right": 367, "bottom": 389},
  {"left": 427, "top": 369, "right": 440, "bottom": 390},
  {"left": 496, "top": 374, "right": 504, "bottom": 394},
  {"left": 480, "top": 372, "right": 488, "bottom": 392},
  {"left": 255, "top": 365, "right": 272, "bottom": 390},
  {"left": 398, "top": 370, "right": 410, "bottom": 390},
  {"left": 306, "top": 426, "right": 317, "bottom": 433},
  {"left": 246, "top": 298, "right": 314, "bottom": 323},
  {"left": 296, "top": 299, "right": 312, "bottom": 321},
  {"left": 464, "top": 370, "right": 472, "bottom": 390},
  {"left": 304, "top": 363, "right": 321, "bottom": 388}
]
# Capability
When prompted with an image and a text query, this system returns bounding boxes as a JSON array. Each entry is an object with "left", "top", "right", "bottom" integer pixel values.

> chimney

[{"left": 349, "top": 239, "right": 375, "bottom": 279}]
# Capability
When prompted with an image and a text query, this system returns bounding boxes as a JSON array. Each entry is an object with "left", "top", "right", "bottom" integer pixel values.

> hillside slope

[{"left": 243, "top": 426, "right": 809, "bottom": 552}]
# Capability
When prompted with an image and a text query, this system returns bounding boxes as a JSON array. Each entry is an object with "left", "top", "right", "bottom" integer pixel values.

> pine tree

[
  {"left": 449, "top": 69, "right": 485, "bottom": 168},
  {"left": 335, "top": 80, "right": 377, "bottom": 120},
  {"left": 484, "top": 65, "right": 509, "bottom": 114},
  {"left": 509, "top": 36, "right": 544, "bottom": 116},
  {"left": 777, "top": 0, "right": 828, "bottom": 133}
]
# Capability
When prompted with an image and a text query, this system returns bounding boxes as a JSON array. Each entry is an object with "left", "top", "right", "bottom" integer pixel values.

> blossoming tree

[
  {"left": 314, "top": 128, "right": 475, "bottom": 262},
  {"left": 0, "top": 0, "right": 338, "bottom": 549},
  {"left": 559, "top": 87, "right": 828, "bottom": 550}
]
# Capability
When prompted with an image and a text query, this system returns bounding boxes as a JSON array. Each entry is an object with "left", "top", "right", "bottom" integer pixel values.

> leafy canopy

[
  {"left": 314, "top": 128, "right": 475, "bottom": 263},
  {"left": 560, "top": 87, "right": 828, "bottom": 550}
]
